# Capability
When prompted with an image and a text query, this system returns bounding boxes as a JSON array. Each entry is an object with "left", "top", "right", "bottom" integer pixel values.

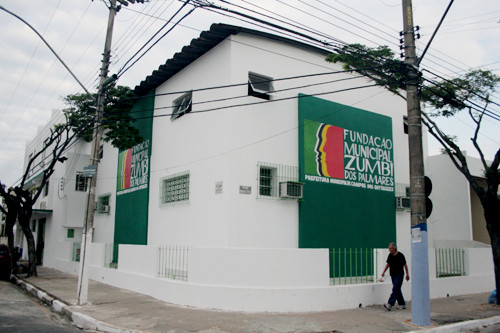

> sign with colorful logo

[
  {"left": 117, "top": 139, "right": 150, "bottom": 195},
  {"left": 304, "top": 119, "right": 394, "bottom": 192}
]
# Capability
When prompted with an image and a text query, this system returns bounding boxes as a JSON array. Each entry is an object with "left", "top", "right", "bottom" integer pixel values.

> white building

[
  {"left": 21, "top": 109, "right": 92, "bottom": 267},
  {"left": 21, "top": 24, "right": 494, "bottom": 312},
  {"left": 426, "top": 152, "right": 491, "bottom": 248}
]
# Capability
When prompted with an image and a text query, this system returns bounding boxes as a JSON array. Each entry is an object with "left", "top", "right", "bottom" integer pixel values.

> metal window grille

[
  {"left": 435, "top": 248, "right": 466, "bottom": 278},
  {"left": 330, "top": 248, "right": 378, "bottom": 285},
  {"left": 259, "top": 167, "right": 275, "bottom": 196},
  {"left": 395, "top": 183, "right": 410, "bottom": 198},
  {"left": 257, "top": 162, "right": 299, "bottom": 199},
  {"left": 103, "top": 243, "right": 117, "bottom": 269},
  {"left": 160, "top": 172, "right": 190, "bottom": 206},
  {"left": 75, "top": 172, "right": 88, "bottom": 192},
  {"left": 158, "top": 245, "right": 189, "bottom": 281},
  {"left": 97, "top": 194, "right": 111, "bottom": 214}
]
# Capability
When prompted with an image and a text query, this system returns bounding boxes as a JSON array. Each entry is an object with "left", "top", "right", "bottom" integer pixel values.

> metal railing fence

[
  {"left": 158, "top": 245, "right": 189, "bottom": 281},
  {"left": 330, "top": 248, "right": 378, "bottom": 285},
  {"left": 71, "top": 242, "right": 81, "bottom": 262},
  {"left": 104, "top": 243, "right": 117, "bottom": 268},
  {"left": 435, "top": 248, "right": 466, "bottom": 278}
]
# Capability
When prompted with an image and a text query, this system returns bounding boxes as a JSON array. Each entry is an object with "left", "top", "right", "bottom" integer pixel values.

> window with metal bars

[
  {"left": 75, "top": 172, "right": 88, "bottom": 192},
  {"left": 257, "top": 162, "right": 300, "bottom": 199},
  {"left": 259, "top": 167, "right": 276, "bottom": 197}
]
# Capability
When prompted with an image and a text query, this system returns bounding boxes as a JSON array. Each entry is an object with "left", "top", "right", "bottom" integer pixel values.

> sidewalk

[{"left": 13, "top": 266, "right": 500, "bottom": 333}]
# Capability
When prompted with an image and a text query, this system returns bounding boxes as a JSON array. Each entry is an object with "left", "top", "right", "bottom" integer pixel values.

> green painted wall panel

[
  {"left": 113, "top": 90, "right": 155, "bottom": 261},
  {"left": 298, "top": 94, "right": 396, "bottom": 274}
]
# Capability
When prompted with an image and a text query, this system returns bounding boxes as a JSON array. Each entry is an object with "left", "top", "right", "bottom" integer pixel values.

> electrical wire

[{"left": 116, "top": 1, "right": 196, "bottom": 77}]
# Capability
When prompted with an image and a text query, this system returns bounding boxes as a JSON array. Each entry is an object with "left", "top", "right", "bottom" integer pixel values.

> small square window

[
  {"left": 248, "top": 72, "right": 274, "bottom": 100},
  {"left": 67, "top": 228, "right": 74, "bottom": 238},
  {"left": 160, "top": 172, "right": 190, "bottom": 206},
  {"left": 171, "top": 92, "right": 192, "bottom": 120},
  {"left": 97, "top": 194, "right": 111, "bottom": 215}
]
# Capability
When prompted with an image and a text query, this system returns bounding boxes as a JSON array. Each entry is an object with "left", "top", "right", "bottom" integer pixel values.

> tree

[
  {"left": 0, "top": 188, "right": 18, "bottom": 270},
  {"left": 64, "top": 85, "right": 143, "bottom": 151},
  {"left": 326, "top": 44, "right": 500, "bottom": 302},
  {"left": 0, "top": 85, "right": 143, "bottom": 277},
  {"left": 0, "top": 122, "right": 78, "bottom": 277}
]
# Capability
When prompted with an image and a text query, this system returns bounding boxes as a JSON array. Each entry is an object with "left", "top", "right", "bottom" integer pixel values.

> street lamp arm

[{"left": 0, "top": 5, "right": 92, "bottom": 96}]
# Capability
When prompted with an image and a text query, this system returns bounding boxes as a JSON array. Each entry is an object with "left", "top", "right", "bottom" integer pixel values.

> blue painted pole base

[{"left": 411, "top": 224, "right": 431, "bottom": 326}]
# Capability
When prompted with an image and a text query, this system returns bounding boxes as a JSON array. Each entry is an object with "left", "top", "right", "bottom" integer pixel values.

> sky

[{"left": 0, "top": 0, "right": 499, "bottom": 187}]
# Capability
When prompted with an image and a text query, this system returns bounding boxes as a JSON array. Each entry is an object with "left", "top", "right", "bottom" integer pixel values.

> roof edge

[{"left": 134, "top": 23, "right": 331, "bottom": 95}]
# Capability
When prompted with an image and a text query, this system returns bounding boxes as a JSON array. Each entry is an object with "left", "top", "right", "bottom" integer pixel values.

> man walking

[{"left": 381, "top": 242, "right": 410, "bottom": 310}]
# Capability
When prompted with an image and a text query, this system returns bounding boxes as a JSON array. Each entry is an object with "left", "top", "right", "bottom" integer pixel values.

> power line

[{"left": 116, "top": 2, "right": 197, "bottom": 77}]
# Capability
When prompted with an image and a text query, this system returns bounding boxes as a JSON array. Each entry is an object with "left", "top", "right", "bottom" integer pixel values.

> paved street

[{"left": 0, "top": 281, "right": 86, "bottom": 333}]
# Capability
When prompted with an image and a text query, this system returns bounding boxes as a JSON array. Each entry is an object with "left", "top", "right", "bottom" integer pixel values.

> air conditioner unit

[
  {"left": 396, "top": 197, "right": 410, "bottom": 210},
  {"left": 102, "top": 205, "right": 110, "bottom": 214},
  {"left": 279, "top": 181, "right": 303, "bottom": 199},
  {"left": 40, "top": 201, "right": 47, "bottom": 210}
]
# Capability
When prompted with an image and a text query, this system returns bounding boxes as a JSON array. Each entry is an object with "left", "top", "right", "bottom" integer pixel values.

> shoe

[
  {"left": 398, "top": 305, "right": 406, "bottom": 309},
  {"left": 384, "top": 303, "right": 392, "bottom": 311}
]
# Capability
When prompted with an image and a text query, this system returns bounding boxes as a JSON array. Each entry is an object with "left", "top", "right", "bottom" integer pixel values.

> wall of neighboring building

[
  {"left": 470, "top": 180, "right": 490, "bottom": 244},
  {"left": 425, "top": 153, "right": 490, "bottom": 246}
]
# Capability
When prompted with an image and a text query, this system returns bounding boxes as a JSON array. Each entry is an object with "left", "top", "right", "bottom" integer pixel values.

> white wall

[
  {"left": 83, "top": 244, "right": 493, "bottom": 312},
  {"left": 93, "top": 141, "right": 118, "bottom": 244},
  {"left": 189, "top": 247, "right": 330, "bottom": 287},
  {"left": 147, "top": 32, "right": 411, "bottom": 250}
]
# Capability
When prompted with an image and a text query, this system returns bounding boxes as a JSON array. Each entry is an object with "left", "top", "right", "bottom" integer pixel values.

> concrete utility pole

[
  {"left": 76, "top": 0, "right": 118, "bottom": 306},
  {"left": 402, "top": 0, "right": 431, "bottom": 326}
]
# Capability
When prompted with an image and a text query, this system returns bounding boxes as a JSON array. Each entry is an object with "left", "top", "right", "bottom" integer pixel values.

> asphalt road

[{"left": 0, "top": 280, "right": 86, "bottom": 333}]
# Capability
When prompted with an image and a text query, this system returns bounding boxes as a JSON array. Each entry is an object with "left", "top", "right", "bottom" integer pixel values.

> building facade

[{"left": 19, "top": 24, "right": 493, "bottom": 312}]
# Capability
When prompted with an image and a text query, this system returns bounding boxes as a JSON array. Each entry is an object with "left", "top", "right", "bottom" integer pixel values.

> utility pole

[
  {"left": 402, "top": 0, "right": 431, "bottom": 326},
  {"left": 76, "top": 0, "right": 118, "bottom": 306}
]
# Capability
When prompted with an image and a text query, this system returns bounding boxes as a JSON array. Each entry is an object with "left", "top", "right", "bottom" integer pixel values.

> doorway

[{"left": 36, "top": 218, "right": 46, "bottom": 265}]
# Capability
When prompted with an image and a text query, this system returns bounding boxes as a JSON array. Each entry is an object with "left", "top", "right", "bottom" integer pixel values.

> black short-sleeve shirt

[{"left": 387, "top": 252, "right": 406, "bottom": 276}]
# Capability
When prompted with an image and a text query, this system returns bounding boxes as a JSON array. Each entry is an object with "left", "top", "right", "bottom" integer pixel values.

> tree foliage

[
  {"left": 326, "top": 44, "right": 408, "bottom": 97},
  {"left": 63, "top": 85, "right": 143, "bottom": 151}
]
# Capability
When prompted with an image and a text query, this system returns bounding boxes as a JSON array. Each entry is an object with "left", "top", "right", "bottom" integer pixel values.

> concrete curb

[
  {"left": 13, "top": 275, "right": 144, "bottom": 333},
  {"left": 409, "top": 315, "right": 500, "bottom": 333}
]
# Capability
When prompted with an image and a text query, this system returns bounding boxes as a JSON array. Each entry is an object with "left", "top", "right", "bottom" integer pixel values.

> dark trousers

[{"left": 388, "top": 273, "right": 405, "bottom": 306}]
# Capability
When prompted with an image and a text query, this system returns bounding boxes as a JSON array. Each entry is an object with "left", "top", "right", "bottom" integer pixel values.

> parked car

[{"left": 0, "top": 244, "right": 11, "bottom": 281}]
